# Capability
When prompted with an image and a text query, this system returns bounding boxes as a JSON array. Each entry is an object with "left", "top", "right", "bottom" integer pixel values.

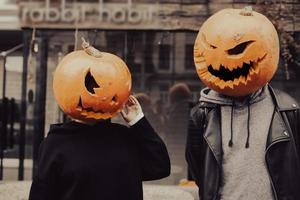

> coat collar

[
  {"left": 266, "top": 85, "right": 296, "bottom": 146},
  {"left": 203, "top": 106, "right": 222, "bottom": 165},
  {"left": 268, "top": 84, "right": 299, "bottom": 111},
  {"left": 266, "top": 108, "right": 290, "bottom": 148}
]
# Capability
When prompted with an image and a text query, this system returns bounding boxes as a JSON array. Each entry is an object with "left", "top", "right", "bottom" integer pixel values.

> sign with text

[{"left": 19, "top": 0, "right": 208, "bottom": 30}]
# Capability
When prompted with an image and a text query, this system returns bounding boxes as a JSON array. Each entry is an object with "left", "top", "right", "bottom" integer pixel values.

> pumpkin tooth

[
  {"left": 249, "top": 68, "right": 255, "bottom": 75},
  {"left": 246, "top": 75, "right": 252, "bottom": 82},
  {"left": 227, "top": 65, "right": 235, "bottom": 71},
  {"left": 208, "top": 76, "right": 217, "bottom": 82},
  {"left": 227, "top": 80, "right": 234, "bottom": 89},
  {"left": 214, "top": 77, "right": 222, "bottom": 86},
  {"left": 219, "top": 80, "right": 226, "bottom": 89},
  {"left": 240, "top": 76, "right": 247, "bottom": 84},
  {"left": 202, "top": 72, "right": 211, "bottom": 80},
  {"left": 244, "top": 60, "right": 251, "bottom": 65},
  {"left": 233, "top": 78, "right": 240, "bottom": 86},
  {"left": 237, "top": 62, "right": 244, "bottom": 69}
]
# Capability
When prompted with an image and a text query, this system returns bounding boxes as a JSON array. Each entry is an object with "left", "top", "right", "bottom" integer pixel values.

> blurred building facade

[{"left": 0, "top": 0, "right": 299, "bottom": 183}]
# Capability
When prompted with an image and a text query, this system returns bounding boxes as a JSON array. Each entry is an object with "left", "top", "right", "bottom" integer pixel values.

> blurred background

[{"left": 0, "top": 0, "right": 299, "bottom": 199}]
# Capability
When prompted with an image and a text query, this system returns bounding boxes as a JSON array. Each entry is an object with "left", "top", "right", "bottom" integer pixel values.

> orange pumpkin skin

[
  {"left": 194, "top": 8, "right": 279, "bottom": 97},
  {"left": 53, "top": 48, "right": 132, "bottom": 122}
]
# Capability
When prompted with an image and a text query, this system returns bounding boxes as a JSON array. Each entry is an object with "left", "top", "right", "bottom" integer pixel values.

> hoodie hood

[
  {"left": 199, "top": 85, "right": 268, "bottom": 106},
  {"left": 199, "top": 84, "right": 270, "bottom": 148}
]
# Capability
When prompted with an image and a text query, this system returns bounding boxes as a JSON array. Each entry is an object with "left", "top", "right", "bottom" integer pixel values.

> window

[
  {"left": 158, "top": 44, "right": 171, "bottom": 70},
  {"left": 185, "top": 44, "right": 194, "bottom": 70}
]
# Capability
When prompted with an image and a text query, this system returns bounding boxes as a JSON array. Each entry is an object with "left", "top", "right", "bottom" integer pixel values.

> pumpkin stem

[
  {"left": 240, "top": 6, "right": 253, "bottom": 16},
  {"left": 81, "top": 37, "right": 103, "bottom": 58}
]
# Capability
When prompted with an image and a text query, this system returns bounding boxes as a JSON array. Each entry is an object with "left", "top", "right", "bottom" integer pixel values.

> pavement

[{"left": 0, "top": 181, "right": 199, "bottom": 200}]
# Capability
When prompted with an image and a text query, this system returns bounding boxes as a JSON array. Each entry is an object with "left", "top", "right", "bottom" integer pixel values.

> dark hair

[{"left": 168, "top": 83, "right": 192, "bottom": 104}]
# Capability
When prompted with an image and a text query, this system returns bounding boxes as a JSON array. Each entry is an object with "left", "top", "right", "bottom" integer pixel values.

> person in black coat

[{"left": 29, "top": 96, "right": 170, "bottom": 200}]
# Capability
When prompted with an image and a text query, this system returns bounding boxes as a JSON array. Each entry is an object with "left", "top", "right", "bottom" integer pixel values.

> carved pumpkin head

[
  {"left": 53, "top": 39, "right": 132, "bottom": 122},
  {"left": 194, "top": 7, "right": 279, "bottom": 97}
]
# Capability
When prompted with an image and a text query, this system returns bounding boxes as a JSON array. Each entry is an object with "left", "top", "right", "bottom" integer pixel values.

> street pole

[
  {"left": 0, "top": 55, "right": 7, "bottom": 180},
  {"left": 19, "top": 29, "right": 30, "bottom": 180}
]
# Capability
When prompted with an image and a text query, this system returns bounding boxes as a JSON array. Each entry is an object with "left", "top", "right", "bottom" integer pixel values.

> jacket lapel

[
  {"left": 266, "top": 108, "right": 290, "bottom": 148},
  {"left": 203, "top": 107, "right": 222, "bottom": 165},
  {"left": 266, "top": 85, "right": 295, "bottom": 147}
]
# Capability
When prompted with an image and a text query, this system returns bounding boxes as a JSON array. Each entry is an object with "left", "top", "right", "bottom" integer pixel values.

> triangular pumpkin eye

[
  {"left": 227, "top": 40, "right": 254, "bottom": 55},
  {"left": 85, "top": 70, "right": 100, "bottom": 94}
]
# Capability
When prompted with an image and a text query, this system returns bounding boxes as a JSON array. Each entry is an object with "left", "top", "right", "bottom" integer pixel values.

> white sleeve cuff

[{"left": 128, "top": 112, "right": 144, "bottom": 126}]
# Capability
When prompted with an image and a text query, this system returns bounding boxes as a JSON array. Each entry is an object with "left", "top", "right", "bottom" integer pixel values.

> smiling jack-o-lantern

[
  {"left": 194, "top": 7, "right": 279, "bottom": 97},
  {"left": 53, "top": 39, "right": 132, "bottom": 122}
]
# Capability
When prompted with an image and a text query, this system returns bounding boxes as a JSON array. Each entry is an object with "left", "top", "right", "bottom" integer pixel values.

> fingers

[
  {"left": 120, "top": 110, "right": 126, "bottom": 116},
  {"left": 128, "top": 96, "right": 135, "bottom": 104},
  {"left": 129, "top": 95, "right": 141, "bottom": 107},
  {"left": 125, "top": 96, "right": 134, "bottom": 106},
  {"left": 130, "top": 96, "right": 139, "bottom": 105},
  {"left": 120, "top": 110, "right": 128, "bottom": 119},
  {"left": 122, "top": 103, "right": 130, "bottom": 114}
]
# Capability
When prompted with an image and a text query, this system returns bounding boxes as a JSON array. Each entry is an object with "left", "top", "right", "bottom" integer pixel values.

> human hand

[{"left": 121, "top": 95, "right": 144, "bottom": 125}]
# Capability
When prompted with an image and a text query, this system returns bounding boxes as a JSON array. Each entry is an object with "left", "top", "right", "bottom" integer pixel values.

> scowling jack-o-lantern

[
  {"left": 194, "top": 7, "right": 279, "bottom": 97},
  {"left": 53, "top": 38, "right": 132, "bottom": 122}
]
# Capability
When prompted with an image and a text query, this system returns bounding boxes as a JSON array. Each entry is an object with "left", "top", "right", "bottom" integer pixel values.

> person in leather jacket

[
  {"left": 186, "top": 7, "right": 300, "bottom": 200},
  {"left": 186, "top": 86, "right": 300, "bottom": 200}
]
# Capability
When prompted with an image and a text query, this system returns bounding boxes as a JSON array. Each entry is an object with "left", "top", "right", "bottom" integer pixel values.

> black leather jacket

[{"left": 186, "top": 86, "right": 300, "bottom": 200}]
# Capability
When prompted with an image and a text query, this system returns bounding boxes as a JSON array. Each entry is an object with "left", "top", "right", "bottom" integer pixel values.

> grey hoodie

[{"left": 200, "top": 85, "right": 274, "bottom": 200}]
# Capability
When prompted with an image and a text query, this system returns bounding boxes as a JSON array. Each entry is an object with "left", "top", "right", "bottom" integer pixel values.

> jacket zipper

[{"left": 265, "top": 138, "right": 290, "bottom": 200}]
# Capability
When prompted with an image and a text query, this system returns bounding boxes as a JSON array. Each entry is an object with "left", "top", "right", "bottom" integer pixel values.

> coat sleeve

[
  {"left": 130, "top": 117, "right": 170, "bottom": 181},
  {"left": 284, "top": 108, "right": 300, "bottom": 161},
  {"left": 29, "top": 138, "right": 60, "bottom": 200},
  {"left": 292, "top": 109, "right": 300, "bottom": 159},
  {"left": 297, "top": 110, "right": 300, "bottom": 158},
  {"left": 185, "top": 105, "right": 205, "bottom": 187}
]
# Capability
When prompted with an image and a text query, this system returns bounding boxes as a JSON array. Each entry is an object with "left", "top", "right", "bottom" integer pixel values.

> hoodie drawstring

[
  {"left": 228, "top": 100, "right": 234, "bottom": 147},
  {"left": 228, "top": 99, "right": 251, "bottom": 149},
  {"left": 245, "top": 101, "right": 251, "bottom": 148}
]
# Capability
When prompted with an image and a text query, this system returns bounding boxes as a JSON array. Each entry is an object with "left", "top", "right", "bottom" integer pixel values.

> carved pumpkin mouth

[
  {"left": 208, "top": 61, "right": 254, "bottom": 81},
  {"left": 76, "top": 97, "right": 105, "bottom": 115},
  {"left": 200, "top": 53, "right": 267, "bottom": 89}
]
